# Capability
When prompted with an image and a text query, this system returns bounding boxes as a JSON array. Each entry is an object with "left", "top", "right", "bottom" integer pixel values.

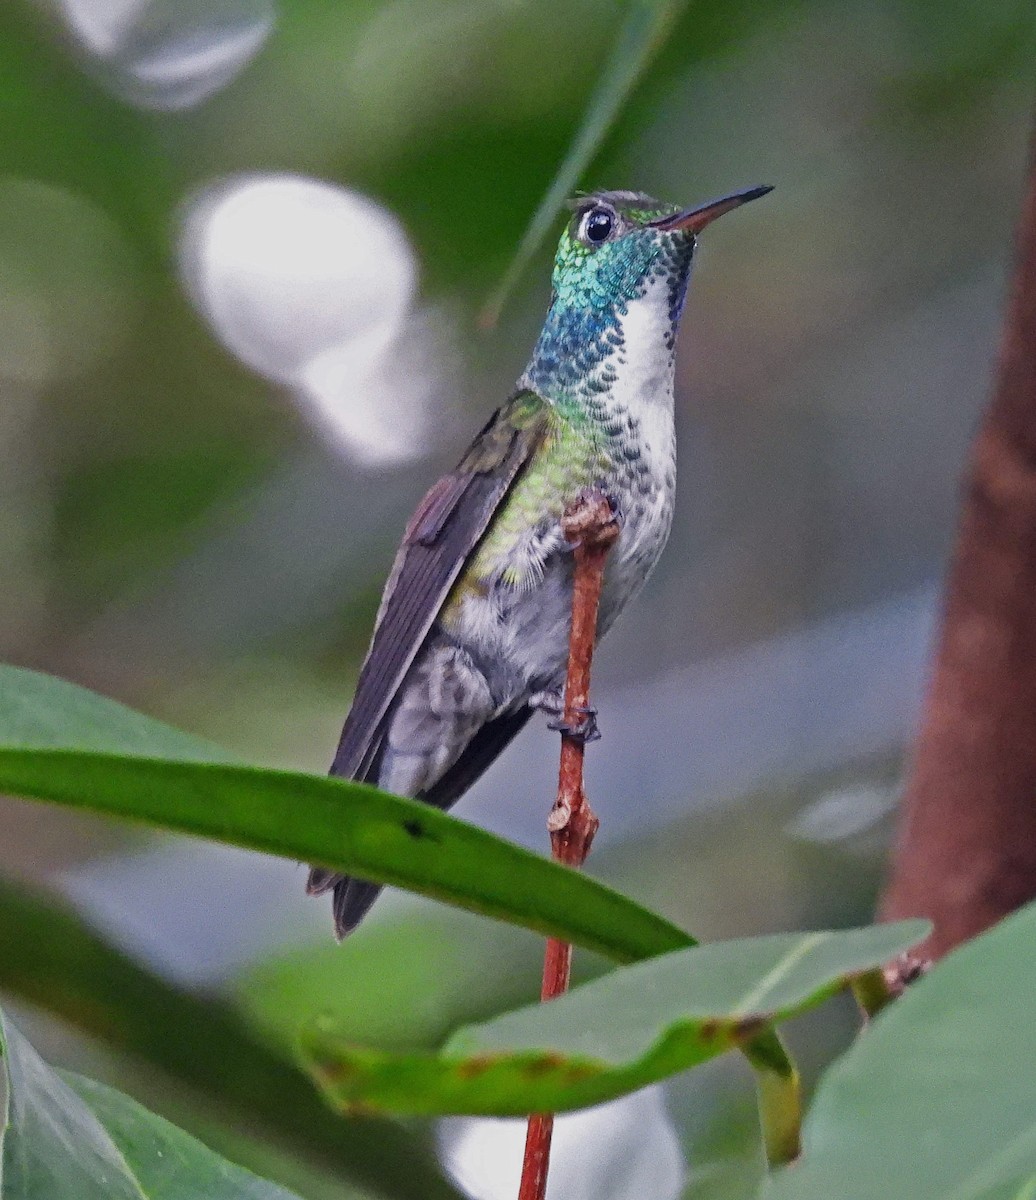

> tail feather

[
  {"left": 306, "top": 867, "right": 383, "bottom": 938},
  {"left": 309, "top": 706, "right": 532, "bottom": 937},
  {"left": 332, "top": 877, "right": 383, "bottom": 939},
  {"left": 306, "top": 866, "right": 338, "bottom": 895}
]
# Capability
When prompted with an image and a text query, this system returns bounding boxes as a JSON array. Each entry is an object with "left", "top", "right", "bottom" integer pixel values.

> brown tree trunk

[{"left": 880, "top": 131, "right": 1036, "bottom": 960}]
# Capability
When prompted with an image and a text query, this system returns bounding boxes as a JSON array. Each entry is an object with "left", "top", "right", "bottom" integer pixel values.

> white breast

[{"left": 447, "top": 275, "right": 681, "bottom": 703}]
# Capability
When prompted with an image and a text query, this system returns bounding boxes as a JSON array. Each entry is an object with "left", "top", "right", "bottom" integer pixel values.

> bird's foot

[
  {"left": 548, "top": 704, "right": 600, "bottom": 744},
  {"left": 529, "top": 690, "right": 601, "bottom": 744}
]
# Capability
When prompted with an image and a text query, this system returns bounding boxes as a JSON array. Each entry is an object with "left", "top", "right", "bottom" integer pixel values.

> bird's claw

[{"left": 547, "top": 704, "right": 601, "bottom": 744}]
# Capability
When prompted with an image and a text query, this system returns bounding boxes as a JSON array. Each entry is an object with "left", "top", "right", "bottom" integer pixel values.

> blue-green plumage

[{"left": 310, "top": 185, "right": 772, "bottom": 936}]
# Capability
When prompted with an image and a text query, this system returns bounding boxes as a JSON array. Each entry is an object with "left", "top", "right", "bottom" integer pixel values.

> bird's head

[
  {"left": 551, "top": 185, "right": 772, "bottom": 319},
  {"left": 524, "top": 185, "right": 771, "bottom": 400}
]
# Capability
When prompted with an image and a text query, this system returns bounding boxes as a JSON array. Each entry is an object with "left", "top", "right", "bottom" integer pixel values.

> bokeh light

[
  {"left": 50, "top": 0, "right": 275, "bottom": 109},
  {"left": 180, "top": 172, "right": 451, "bottom": 463}
]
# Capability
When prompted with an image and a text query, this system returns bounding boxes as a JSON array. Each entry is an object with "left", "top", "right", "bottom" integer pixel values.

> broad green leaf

[
  {"left": 0, "top": 878, "right": 459, "bottom": 1200},
  {"left": 0, "top": 1005, "right": 304, "bottom": 1199},
  {"left": 763, "top": 903, "right": 1036, "bottom": 1200},
  {"left": 301, "top": 922, "right": 926, "bottom": 1117},
  {"left": 481, "top": 0, "right": 687, "bottom": 324}
]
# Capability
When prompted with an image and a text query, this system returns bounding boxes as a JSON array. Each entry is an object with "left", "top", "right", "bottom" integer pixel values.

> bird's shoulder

[{"left": 383, "top": 388, "right": 554, "bottom": 601}]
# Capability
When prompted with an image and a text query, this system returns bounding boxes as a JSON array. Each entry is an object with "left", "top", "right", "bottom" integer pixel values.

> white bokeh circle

[
  {"left": 180, "top": 173, "right": 448, "bottom": 465},
  {"left": 438, "top": 1087, "right": 685, "bottom": 1200},
  {"left": 53, "top": 0, "right": 274, "bottom": 110}
]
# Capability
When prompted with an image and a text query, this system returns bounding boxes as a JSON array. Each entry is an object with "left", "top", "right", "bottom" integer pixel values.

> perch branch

[{"left": 517, "top": 490, "right": 619, "bottom": 1200}]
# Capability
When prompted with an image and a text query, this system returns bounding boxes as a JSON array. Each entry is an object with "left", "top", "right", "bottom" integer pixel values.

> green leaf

[
  {"left": 0, "top": 666, "right": 690, "bottom": 961},
  {"left": 0, "top": 748, "right": 689, "bottom": 962},
  {"left": 0, "top": 878, "right": 459, "bottom": 1200},
  {"left": 0, "top": 664, "right": 232, "bottom": 760},
  {"left": 763, "top": 903, "right": 1036, "bottom": 1200},
  {"left": 481, "top": 0, "right": 687, "bottom": 324},
  {"left": 301, "top": 923, "right": 927, "bottom": 1118},
  {"left": 0, "top": 1005, "right": 305, "bottom": 1199}
]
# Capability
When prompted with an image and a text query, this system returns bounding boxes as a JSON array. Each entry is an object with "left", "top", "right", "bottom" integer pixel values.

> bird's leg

[
  {"left": 528, "top": 490, "right": 619, "bottom": 744},
  {"left": 529, "top": 689, "right": 600, "bottom": 744}
]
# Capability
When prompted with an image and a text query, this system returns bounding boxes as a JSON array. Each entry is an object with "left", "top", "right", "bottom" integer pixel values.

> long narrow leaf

[
  {"left": 0, "top": 748, "right": 691, "bottom": 962},
  {"left": 0, "top": 664, "right": 690, "bottom": 959}
]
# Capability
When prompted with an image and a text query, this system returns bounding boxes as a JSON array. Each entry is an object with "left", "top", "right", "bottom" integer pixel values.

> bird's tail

[
  {"left": 310, "top": 726, "right": 387, "bottom": 937},
  {"left": 306, "top": 867, "right": 382, "bottom": 940},
  {"left": 308, "top": 707, "right": 534, "bottom": 938}
]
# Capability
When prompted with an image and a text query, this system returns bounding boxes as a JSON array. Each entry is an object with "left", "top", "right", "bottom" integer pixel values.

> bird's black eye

[{"left": 582, "top": 207, "right": 614, "bottom": 244}]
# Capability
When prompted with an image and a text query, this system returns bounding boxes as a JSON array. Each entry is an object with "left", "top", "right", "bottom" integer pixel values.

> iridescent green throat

[{"left": 520, "top": 191, "right": 696, "bottom": 408}]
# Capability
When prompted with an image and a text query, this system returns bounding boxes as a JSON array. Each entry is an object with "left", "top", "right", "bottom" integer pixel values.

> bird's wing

[{"left": 329, "top": 389, "right": 553, "bottom": 781}]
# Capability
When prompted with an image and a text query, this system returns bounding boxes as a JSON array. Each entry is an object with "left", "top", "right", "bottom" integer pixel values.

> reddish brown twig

[
  {"left": 517, "top": 490, "right": 619, "bottom": 1200},
  {"left": 880, "top": 129, "right": 1036, "bottom": 959}
]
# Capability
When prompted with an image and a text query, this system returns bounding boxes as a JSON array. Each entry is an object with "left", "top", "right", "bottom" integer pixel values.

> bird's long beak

[{"left": 650, "top": 185, "right": 773, "bottom": 234}]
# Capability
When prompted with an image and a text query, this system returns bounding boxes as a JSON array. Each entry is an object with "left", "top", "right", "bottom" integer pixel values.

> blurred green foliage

[
  {"left": 0, "top": 1006, "right": 311, "bottom": 1200},
  {"left": 0, "top": 878, "right": 454, "bottom": 1200}
]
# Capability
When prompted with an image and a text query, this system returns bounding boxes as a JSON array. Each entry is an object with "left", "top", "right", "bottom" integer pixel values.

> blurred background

[{"left": 0, "top": 0, "right": 1033, "bottom": 1197}]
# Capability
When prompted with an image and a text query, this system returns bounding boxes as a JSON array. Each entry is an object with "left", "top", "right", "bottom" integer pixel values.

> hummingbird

[{"left": 309, "top": 184, "right": 772, "bottom": 936}]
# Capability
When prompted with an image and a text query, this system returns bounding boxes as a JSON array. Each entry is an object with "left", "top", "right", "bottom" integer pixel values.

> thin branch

[{"left": 517, "top": 490, "right": 619, "bottom": 1200}]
